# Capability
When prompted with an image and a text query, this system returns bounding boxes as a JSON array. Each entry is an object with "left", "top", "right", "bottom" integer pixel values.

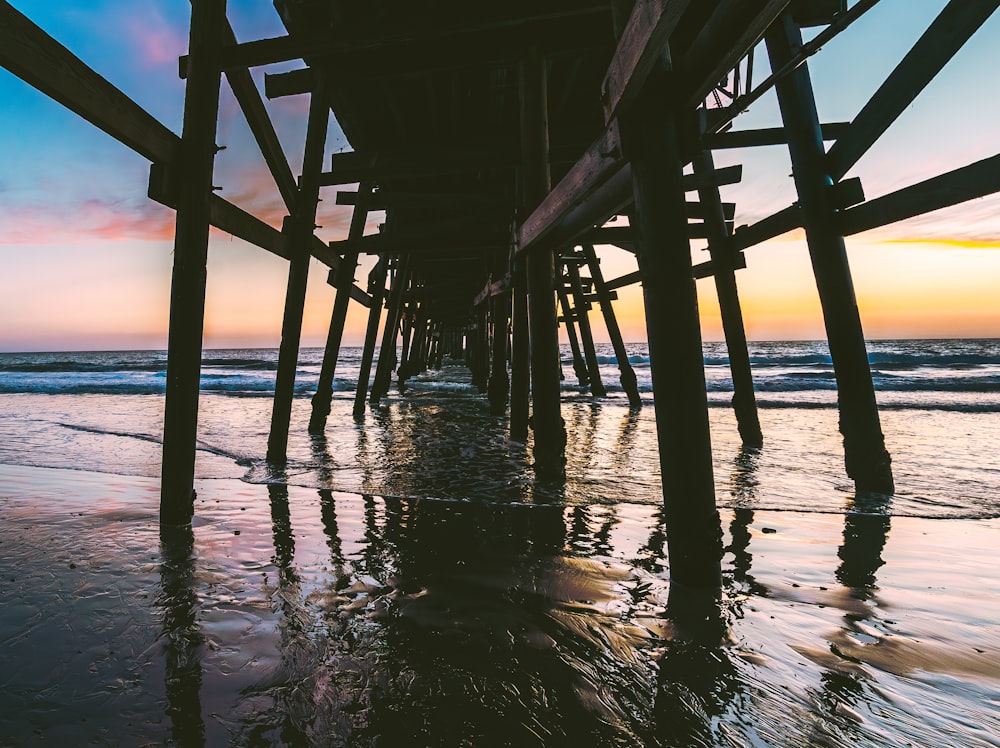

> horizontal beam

[
  {"left": 335, "top": 189, "right": 506, "bottom": 211},
  {"left": 182, "top": 6, "right": 611, "bottom": 77},
  {"left": 703, "top": 122, "right": 849, "bottom": 149},
  {"left": 517, "top": 121, "right": 626, "bottom": 253},
  {"left": 826, "top": 0, "right": 1000, "bottom": 182},
  {"left": 320, "top": 148, "right": 516, "bottom": 186},
  {"left": 604, "top": 251, "right": 746, "bottom": 290},
  {"left": 681, "top": 164, "right": 742, "bottom": 191},
  {"left": 731, "top": 204, "right": 803, "bottom": 250},
  {"left": 473, "top": 274, "right": 512, "bottom": 306},
  {"left": 839, "top": 153, "right": 1000, "bottom": 236},
  {"left": 264, "top": 67, "right": 314, "bottom": 98}
]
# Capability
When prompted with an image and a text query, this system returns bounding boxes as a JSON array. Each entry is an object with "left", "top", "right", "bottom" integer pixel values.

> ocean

[{"left": 0, "top": 340, "right": 998, "bottom": 746}]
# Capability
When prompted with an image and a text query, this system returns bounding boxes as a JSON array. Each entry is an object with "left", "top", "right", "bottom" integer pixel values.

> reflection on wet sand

[{"left": 158, "top": 524, "right": 205, "bottom": 747}]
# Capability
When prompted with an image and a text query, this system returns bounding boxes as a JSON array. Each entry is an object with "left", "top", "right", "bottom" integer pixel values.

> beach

[{"left": 1, "top": 342, "right": 999, "bottom": 746}]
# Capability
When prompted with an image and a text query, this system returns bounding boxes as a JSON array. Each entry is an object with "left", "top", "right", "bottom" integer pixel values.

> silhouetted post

[
  {"left": 397, "top": 300, "right": 415, "bottom": 388},
  {"left": 160, "top": 0, "right": 226, "bottom": 524},
  {"left": 625, "top": 81, "right": 721, "bottom": 590},
  {"left": 767, "top": 15, "right": 893, "bottom": 493},
  {"left": 581, "top": 244, "right": 641, "bottom": 408},
  {"left": 488, "top": 285, "right": 510, "bottom": 415},
  {"left": 693, "top": 150, "right": 762, "bottom": 447},
  {"left": 370, "top": 255, "right": 411, "bottom": 404},
  {"left": 309, "top": 182, "right": 371, "bottom": 433},
  {"left": 267, "top": 79, "right": 330, "bottom": 463},
  {"left": 566, "top": 257, "right": 606, "bottom": 396},
  {"left": 510, "top": 257, "right": 530, "bottom": 440},
  {"left": 473, "top": 305, "right": 490, "bottom": 392},
  {"left": 556, "top": 266, "right": 589, "bottom": 386},
  {"left": 353, "top": 255, "right": 388, "bottom": 418},
  {"left": 520, "top": 46, "right": 566, "bottom": 477}
]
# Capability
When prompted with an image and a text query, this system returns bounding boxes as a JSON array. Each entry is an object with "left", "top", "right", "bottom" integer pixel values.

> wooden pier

[{"left": 3, "top": 0, "right": 999, "bottom": 589}]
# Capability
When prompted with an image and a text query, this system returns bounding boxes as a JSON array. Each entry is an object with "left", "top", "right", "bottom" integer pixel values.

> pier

[{"left": 3, "top": 0, "right": 999, "bottom": 594}]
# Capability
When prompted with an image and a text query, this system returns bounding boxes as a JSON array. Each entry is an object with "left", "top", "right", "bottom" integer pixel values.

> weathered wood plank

[
  {"left": 320, "top": 148, "right": 516, "bottom": 185},
  {"left": 827, "top": 0, "right": 1000, "bottom": 181},
  {"left": 601, "top": 0, "right": 691, "bottom": 121},
  {"left": 840, "top": 153, "right": 1000, "bottom": 236},
  {"left": 731, "top": 204, "right": 803, "bottom": 250},
  {"left": 264, "top": 67, "right": 314, "bottom": 98},
  {"left": 517, "top": 121, "right": 625, "bottom": 252},
  {"left": 703, "top": 122, "right": 849, "bottom": 149}
]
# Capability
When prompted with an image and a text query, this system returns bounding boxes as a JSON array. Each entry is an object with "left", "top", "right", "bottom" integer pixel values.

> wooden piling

[
  {"left": 487, "top": 286, "right": 511, "bottom": 415},
  {"left": 160, "top": 0, "right": 226, "bottom": 524},
  {"left": 353, "top": 255, "right": 388, "bottom": 419},
  {"left": 693, "top": 150, "right": 762, "bottom": 447},
  {"left": 520, "top": 47, "right": 566, "bottom": 477},
  {"left": 370, "top": 256, "right": 411, "bottom": 405},
  {"left": 267, "top": 79, "right": 330, "bottom": 463},
  {"left": 625, "top": 83, "right": 721, "bottom": 590},
  {"left": 566, "top": 257, "right": 606, "bottom": 397},
  {"left": 510, "top": 262, "right": 531, "bottom": 441},
  {"left": 308, "top": 182, "right": 371, "bottom": 434},
  {"left": 581, "top": 244, "right": 641, "bottom": 408},
  {"left": 556, "top": 265, "right": 589, "bottom": 387},
  {"left": 767, "top": 15, "right": 893, "bottom": 493}
]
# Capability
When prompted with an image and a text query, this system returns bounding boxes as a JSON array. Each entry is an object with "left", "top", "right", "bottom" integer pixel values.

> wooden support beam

[
  {"left": 320, "top": 147, "right": 516, "bottom": 186},
  {"left": 264, "top": 67, "right": 314, "bottom": 99},
  {"left": 335, "top": 189, "right": 506, "bottom": 211},
  {"left": 556, "top": 268, "right": 590, "bottom": 387},
  {"left": 309, "top": 182, "right": 372, "bottom": 434},
  {"left": 694, "top": 150, "right": 762, "bottom": 447},
  {"left": 159, "top": 0, "right": 227, "bottom": 524},
  {"left": 353, "top": 256, "right": 389, "bottom": 419},
  {"left": 767, "top": 13, "right": 893, "bottom": 492},
  {"left": 582, "top": 244, "right": 641, "bottom": 407},
  {"left": 625, "top": 83, "right": 721, "bottom": 589},
  {"left": 567, "top": 260, "right": 606, "bottom": 396},
  {"left": 487, "top": 264, "right": 511, "bottom": 414},
  {"left": 370, "top": 256, "right": 412, "bottom": 405},
  {"left": 473, "top": 274, "right": 513, "bottom": 307},
  {"left": 267, "top": 78, "right": 331, "bottom": 465},
  {"left": 731, "top": 204, "right": 803, "bottom": 250},
  {"left": 521, "top": 46, "right": 566, "bottom": 477},
  {"left": 679, "top": 0, "right": 792, "bottom": 109},
  {"left": 703, "top": 122, "right": 850, "bottom": 149},
  {"left": 219, "top": 22, "right": 298, "bottom": 210},
  {"left": 826, "top": 0, "right": 1000, "bottom": 182},
  {"left": 0, "top": 3, "right": 370, "bottom": 305},
  {"left": 517, "top": 120, "right": 626, "bottom": 253},
  {"left": 601, "top": 0, "right": 692, "bottom": 122},
  {"left": 0, "top": 1, "right": 177, "bottom": 163},
  {"left": 840, "top": 154, "right": 1000, "bottom": 236},
  {"left": 181, "top": 6, "right": 612, "bottom": 76}
]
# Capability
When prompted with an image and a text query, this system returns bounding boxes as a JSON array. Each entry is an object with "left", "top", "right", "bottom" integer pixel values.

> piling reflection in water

[{"left": 158, "top": 524, "right": 205, "bottom": 747}]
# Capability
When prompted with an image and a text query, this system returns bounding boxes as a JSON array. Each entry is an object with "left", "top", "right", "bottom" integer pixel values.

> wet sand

[{"left": 1, "top": 463, "right": 998, "bottom": 746}]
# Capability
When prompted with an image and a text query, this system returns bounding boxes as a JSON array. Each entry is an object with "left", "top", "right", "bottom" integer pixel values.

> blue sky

[{"left": 1, "top": 0, "right": 998, "bottom": 350}]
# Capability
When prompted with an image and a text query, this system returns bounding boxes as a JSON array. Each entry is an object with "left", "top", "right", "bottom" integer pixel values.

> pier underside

[{"left": 3, "top": 0, "right": 999, "bottom": 590}]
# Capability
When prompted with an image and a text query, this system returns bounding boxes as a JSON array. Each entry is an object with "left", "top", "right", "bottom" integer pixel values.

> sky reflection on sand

[{"left": 0, "top": 464, "right": 997, "bottom": 746}]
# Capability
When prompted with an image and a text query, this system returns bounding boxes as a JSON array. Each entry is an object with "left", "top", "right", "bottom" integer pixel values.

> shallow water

[
  {"left": 1, "top": 342, "right": 999, "bottom": 745},
  {"left": 0, "top": 464, "right": 998, "bottom": 746}
]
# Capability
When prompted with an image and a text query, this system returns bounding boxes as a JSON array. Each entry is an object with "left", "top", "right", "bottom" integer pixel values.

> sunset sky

[{"left": 0, "top": 0, "right": 997, "bottom": 352}]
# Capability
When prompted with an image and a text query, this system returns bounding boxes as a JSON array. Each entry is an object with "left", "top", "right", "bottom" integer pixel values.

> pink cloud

[
  {"left": 121, "top": 7, "right": 188, "bottom": 70},
  {"left": 0, "top": 198, "right": 175, "bottom": 245}
]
